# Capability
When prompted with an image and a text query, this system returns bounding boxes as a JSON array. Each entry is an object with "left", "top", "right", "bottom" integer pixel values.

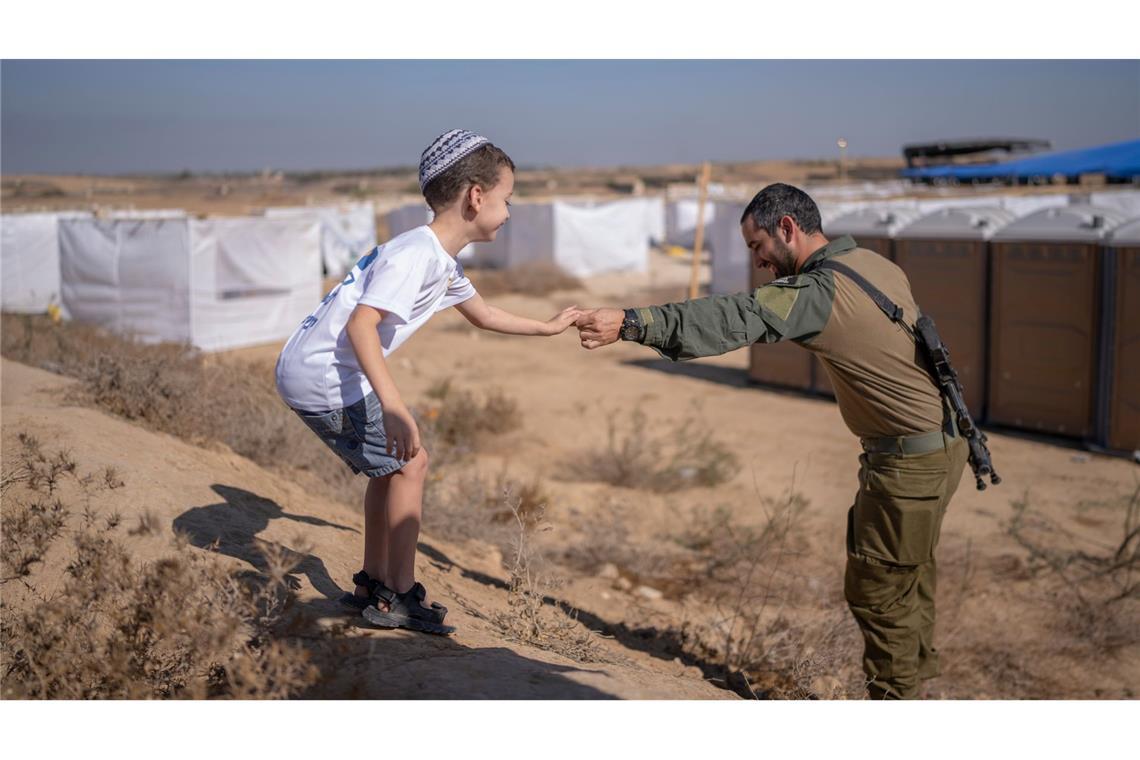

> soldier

[{"left": 576, "top": 183, "right": 969, "bottom": 699}]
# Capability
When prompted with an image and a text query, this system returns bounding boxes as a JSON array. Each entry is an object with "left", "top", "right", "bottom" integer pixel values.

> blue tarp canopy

[{"left": 902, "top": 138, "right": 1140, "bottom": 182}]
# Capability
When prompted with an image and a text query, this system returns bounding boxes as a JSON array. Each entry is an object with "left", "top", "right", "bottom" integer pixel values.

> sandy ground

[
  {"left": 3, "top": 248, "right": 1137, "bottom": 698},
  {"left": 224, "top": 253, "right": 1140, "bottom": 696},
  {"left": 1, "top": 357, "right": 732, "bottom": 699}
]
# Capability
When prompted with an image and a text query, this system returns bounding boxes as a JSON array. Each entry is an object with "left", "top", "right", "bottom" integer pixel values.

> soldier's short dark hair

[
  {"left": 422, "top": 143, "right": 516, "bottom": 212},
  {"left": 740, "top": 183, "right": 823, "bottom": 236}
]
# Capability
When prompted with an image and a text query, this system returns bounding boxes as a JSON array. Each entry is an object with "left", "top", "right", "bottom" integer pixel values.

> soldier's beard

[{"left": 771, "top": 240, "right": 798, "bottom": 279}]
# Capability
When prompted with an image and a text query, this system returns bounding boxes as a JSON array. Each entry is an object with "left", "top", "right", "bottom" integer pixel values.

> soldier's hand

[{"left": 577, "top": 307, "right": 623, "bottom": 349}]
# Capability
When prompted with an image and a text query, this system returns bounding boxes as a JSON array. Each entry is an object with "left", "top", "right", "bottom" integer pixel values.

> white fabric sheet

[
  {"left": 2, "top": 211, "right": 92, "bottom": 313},
  {"left": 707, "top": 201, "right": 749, "bottom": 295},
  {"left": 59, "top": 216, "right": 321, "bottom": 352},
  {"left": 266, "top": 203, "right": 376, "bottom": 278},
  {"left": 467, "top": 200, "right": 648, "bottom": 276},
  {"left": 553, "top": 200, "right": 649, "bottom": 277},
  {"left": 666, "top": 199, "right": 717, "bottom": 248}
]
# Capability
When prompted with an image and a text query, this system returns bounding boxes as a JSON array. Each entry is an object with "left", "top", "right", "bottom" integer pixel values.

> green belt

[{"left": 861, "top": 416, "right": 959, "bottom": 456}]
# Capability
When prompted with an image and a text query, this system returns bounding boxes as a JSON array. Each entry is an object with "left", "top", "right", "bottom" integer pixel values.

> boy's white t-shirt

[{"left": 275, "top": 225, "right": 477, "bottom": 411}]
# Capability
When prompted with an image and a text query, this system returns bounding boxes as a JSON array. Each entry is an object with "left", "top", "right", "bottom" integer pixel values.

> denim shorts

[{"left": 292, "top": 392, "right": 405, "bottom": 478}]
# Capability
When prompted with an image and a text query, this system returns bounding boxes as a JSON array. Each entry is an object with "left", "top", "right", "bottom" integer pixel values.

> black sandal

[
  {"left": 362, "top": 582, "right": 455, "bottom": 635},
  {"left": 338, "top": 570, "right": 390, "bottom": 612}
]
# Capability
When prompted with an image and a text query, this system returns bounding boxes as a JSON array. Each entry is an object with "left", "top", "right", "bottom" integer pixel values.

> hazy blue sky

[{"left": 2, "top": 60, "right": 1138, "bottom": 175}]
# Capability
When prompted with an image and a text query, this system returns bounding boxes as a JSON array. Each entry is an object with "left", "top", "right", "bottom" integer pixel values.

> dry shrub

[
  {"left": 417, "top": 379, "right": 522, "bottom": 460},
  {"left": 0, "top": 435, "right": 318, "bottom": 699},
  {"left": 1, "top": 317, "right": 526, "bottom": 514},
  {"left": 661, "top": 479, "right": 862, "bottom": 698},
  {"left": 1, "top": 313, "right": 359, "bottom": 507},
  {"left": 573, "top": 406, "right": 740, "bottom": 491},
  {"left": 486, "top": 487, "right": 602, "bottom": 663},
  {"left": 423, "top": 465, "right": 551, "bottom": 550},
  {"left": 464, "top": 263, "right": 582, "bottom": 297},
  {"left": 1005, "top": 486, "right": 1140, "bottom": 650}
]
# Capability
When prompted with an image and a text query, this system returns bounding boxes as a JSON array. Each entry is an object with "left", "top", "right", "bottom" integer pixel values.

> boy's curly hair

[{"left": 423, "top": 143, "right": 516, "bottom": 212}]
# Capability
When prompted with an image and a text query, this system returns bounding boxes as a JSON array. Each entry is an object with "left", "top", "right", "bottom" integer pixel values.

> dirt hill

[{"left": 1, "top": 357, "right": 732, "bottom": 699}]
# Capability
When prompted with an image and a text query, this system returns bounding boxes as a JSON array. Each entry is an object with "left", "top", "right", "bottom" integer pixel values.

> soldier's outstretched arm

[{"left": 578, "top": 273, "right": 832, "bottom": 361}]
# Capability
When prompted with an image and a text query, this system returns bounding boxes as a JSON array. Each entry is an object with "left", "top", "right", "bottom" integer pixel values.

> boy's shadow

[
  {"left": 172, "top": 484, "right": 358, "bottom": 602},
  {"left": 172, "top": 486, "right": 616, "bottom": 698}
]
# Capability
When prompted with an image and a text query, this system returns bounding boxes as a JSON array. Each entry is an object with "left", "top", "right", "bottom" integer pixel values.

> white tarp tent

[
  {"left": 59, "top": 216, "right": 321, "bottom": 352},
  {"left": 386, "top": 203, "right": 432, "bottom": 240},
  {"left": 384, "top": 202, "right": 476, "bottom": 260},
  {"left": 469, "top": 200, "right": 649, "bottom": 277},
  {"left": 626, "top": 197, "right": 666, "bottom": 245},
  {"left": 106, "top": 209, "right": 188, "bottom": 219},
  {"left": 707, "top": 201, "right": 748, "bottom": 295},
  {"left": 665, "top": 199, "right": 717, "bottom": 248},
  {"left": 1, "top": 211, "right": 93, "bottom": 313},
  {"left": 266, "top": 202, "right": 376, "bottom": 278}
]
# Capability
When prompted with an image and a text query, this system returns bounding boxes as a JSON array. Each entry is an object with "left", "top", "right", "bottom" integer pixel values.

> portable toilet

[
  {"left": 893, "top": 206, "right": 1017, "bottom": 420},
  {"left": 988, "top": 205, "right": 1125, "bottom": 439},
  {"left": 1101, "top": 217, "right": 1140, "bottom": 453},
  {"left": 824, "top": 206, "right": 921, "bottom": 262}
]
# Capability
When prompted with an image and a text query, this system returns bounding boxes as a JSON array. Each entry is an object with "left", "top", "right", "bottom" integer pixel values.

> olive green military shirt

[{"left": 637, "top": 235, "right": 944, "bottom": 438}]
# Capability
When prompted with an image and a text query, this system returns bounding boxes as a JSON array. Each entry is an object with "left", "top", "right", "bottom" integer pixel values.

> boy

[{"left": 275, "top": 129, "right": 580, "bottom": 634}]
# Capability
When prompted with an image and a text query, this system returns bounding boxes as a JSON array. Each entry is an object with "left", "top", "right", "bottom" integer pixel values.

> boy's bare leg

[
  {"left": 357, "top": 475, "right": 391, "bottom": 603},
  {"left": 384, "top": 447, "right": 434, "bottom": 607}
]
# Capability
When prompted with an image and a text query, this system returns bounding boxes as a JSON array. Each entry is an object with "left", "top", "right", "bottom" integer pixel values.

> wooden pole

[{"left": 688, "top": 161, "right": 712, "bottom": 300}]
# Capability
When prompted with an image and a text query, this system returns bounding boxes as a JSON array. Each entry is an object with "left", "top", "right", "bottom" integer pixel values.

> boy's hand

[
  {"left": 542, "top": 305, "right": 583, "bottom": 336},
  {"left": 577, "top": 308, "right": 623, "bottom": 349},
  {"left": 384, "top": 402, "right": 421, "bottom": 462}
]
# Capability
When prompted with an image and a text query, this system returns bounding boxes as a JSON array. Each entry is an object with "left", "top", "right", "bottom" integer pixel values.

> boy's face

[{"left": 471, "top": 168, "right": 514, "bottom": 242}]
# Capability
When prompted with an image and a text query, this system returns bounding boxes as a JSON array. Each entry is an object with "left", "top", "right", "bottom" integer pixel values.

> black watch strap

[{"left": 620, "top": 308, "right": 646, "bottom": 342}]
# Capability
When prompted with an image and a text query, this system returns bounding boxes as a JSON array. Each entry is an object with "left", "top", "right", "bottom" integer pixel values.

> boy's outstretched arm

[
  {"left": 345, "top": 304, "right": 420, "bottom": 461},
  {"left": 455, "top": 293, "right": 581, "bottom": 336}
]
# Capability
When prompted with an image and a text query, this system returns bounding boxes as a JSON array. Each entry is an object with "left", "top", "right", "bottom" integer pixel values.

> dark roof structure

[
  {"left": 902, "top": 139, "right": 1140, "bottom": 184},
  {"left": 902, "top": 139, "right": 1051, "bottom": 168}
]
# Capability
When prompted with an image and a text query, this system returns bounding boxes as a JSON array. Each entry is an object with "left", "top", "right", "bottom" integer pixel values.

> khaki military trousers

[{"left": 844, "top": 434, "right": 968, "bottom": 699}]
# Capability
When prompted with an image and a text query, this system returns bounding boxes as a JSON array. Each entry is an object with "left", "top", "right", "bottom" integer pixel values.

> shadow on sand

[{"left": 172, "top": 484, "right": 617, "bottom": 699}]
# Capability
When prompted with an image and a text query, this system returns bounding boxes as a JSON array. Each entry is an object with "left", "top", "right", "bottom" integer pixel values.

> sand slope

[{"left": 1, "top": 357, "right": 732, "bottom": 699}]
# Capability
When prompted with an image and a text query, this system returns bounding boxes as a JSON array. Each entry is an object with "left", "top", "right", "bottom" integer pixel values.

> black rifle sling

[
  {"left": 815, "top": 259, "right": 917, "bottom": 341},
  {"left": 814, "top": 257, "right": 1000, "bottom": 490}
]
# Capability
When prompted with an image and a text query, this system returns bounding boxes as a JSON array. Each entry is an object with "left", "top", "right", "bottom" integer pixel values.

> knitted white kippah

[{"left": 419, "top": 129, "right": 491, "bottom": 191}]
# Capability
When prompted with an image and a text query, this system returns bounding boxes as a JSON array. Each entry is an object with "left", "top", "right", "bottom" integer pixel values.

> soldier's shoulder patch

[{"left": 754, "top": 283, "right": 801, "bottom": 322}]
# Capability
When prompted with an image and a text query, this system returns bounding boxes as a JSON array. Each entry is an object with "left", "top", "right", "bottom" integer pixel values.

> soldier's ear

[{"left": 779, "top": 215, "right": 796, "bottom": 244}]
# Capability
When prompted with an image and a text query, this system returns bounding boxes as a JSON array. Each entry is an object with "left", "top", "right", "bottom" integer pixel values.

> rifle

[
  {"left": 816, "top": 259, "right": 1000, "bottom": 491},
  {"left": 914, "top": 315, "right": 1001, "bottom": 490}
]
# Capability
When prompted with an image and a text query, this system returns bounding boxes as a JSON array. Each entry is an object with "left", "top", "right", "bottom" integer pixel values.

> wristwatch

[{"left": 619, "top": 308, "right": 645, "bottom": 342}]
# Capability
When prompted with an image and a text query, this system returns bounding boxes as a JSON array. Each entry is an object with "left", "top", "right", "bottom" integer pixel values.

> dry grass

[
  {"left": 423, "top": 465, "right": 552, "bottom": 552},
  {"left": 572, "top": 405, "right": 740, "bottom": 492},
  {"left": 486, "top": 487, "right": 603, "bottom": 663},
  {"left": 0, "top": 434, "right": 318, "bottom": 699},
  {"left": 2, "top": 315, "right": 532, "bottom": 512},
  {"left": 656, "top": 479, "right": 863, "bottom": 699},
  {"left": 417, "top": 379, "right": 521, "bottom": 457},
  {"left": 464, "top": 263, "right": 582, "bottom": 298},
  {"left": 1005, "top": 485, "right": 1140, "bottom": 651},
  {"left": 2, "top": 313, "right": 362, "bottom": 506}
]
